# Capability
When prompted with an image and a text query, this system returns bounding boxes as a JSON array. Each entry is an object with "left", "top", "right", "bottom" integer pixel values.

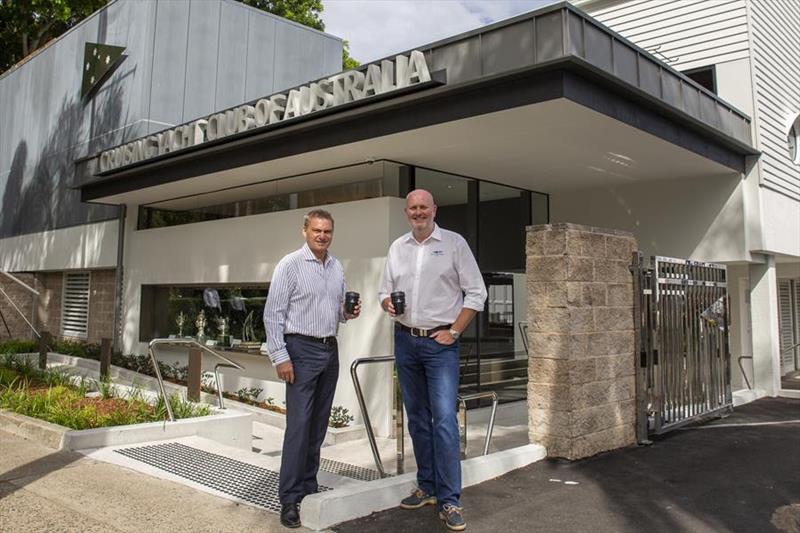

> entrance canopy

[{"left": 78, "top": 2, "right": 757, "bottom": 207}]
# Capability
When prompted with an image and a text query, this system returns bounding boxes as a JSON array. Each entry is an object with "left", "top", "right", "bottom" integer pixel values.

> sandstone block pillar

[{"left": 526, "top": 223, "right": 637, "bottom": 460}]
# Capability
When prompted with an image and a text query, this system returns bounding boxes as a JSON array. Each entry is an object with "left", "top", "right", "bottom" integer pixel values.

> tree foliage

[
  {"left": 239, "top": 0, "right": 325, "bottom": 31},
  {"left": 1, "top": 0, "right": 358, "bottom": 74},
  {"left": 0, "top": 0, "right": 108, "bottom": 72}
]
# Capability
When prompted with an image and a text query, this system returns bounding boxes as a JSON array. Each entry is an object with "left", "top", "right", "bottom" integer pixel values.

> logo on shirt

[{"left": 432, "top": 249, "right": 445, "bottom": 256}]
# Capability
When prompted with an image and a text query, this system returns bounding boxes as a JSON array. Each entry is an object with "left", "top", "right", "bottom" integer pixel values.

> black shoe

[{"left": 280, "top": 503, "right": 301, "bottom": 528}]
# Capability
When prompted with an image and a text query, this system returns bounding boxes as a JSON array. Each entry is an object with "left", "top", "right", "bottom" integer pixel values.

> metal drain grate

[
  {"left": 115, "top": 442, "right": 330, "bottom": 513},
  {"left": 319, "top": 458, "right": 390, "bottom": 481}
]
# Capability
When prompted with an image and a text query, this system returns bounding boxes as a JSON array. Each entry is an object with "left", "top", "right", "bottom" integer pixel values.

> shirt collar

[
  {"left": 405, "top": 223, "right": 442, "bottom": 245},
  {"left": 301, "top": 243, "right": 332, "bottom": 265}
]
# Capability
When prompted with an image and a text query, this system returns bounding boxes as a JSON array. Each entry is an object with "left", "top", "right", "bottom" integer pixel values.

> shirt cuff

[
  {"left": 269, "top": 348, "right": 291, "bottom": 366},
  {"left": 462, "top": 298, "right": 486, "bottom": 312}
]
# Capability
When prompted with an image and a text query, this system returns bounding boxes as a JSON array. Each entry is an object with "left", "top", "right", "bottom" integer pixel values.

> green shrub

[
  {"left": 0, "top": 339, "right": 38, "bottom": 354},
  {"left": 236, "top": 387, "right": 263, "bottom": 404},
  {"left": 329, "top": 405, "right": 354, "bottom": 428}
]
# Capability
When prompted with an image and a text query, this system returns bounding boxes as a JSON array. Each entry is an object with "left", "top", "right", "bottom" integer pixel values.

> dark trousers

[{"left": 279, "top": 335, "right": 339, "bottom": 504}]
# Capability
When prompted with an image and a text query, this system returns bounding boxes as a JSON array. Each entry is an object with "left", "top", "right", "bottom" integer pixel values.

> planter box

[
  {"left": 15, "top": 352, "right": 366, "bottom": 444},
  {"left": 0, "top": 408, "right": 252, "bottom": 451}
]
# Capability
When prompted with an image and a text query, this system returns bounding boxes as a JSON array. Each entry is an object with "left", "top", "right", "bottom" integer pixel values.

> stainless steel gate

[{"left": 633, "top": 254, "right": 733, "bottom": 441}]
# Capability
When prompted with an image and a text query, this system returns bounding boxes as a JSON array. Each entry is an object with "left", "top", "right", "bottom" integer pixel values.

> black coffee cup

[
  {"left": 391, "top": 291, "right": 406, "bottom": 315},
  {"left": 345, "top": 291, "right": 360, "bottom": 314}
]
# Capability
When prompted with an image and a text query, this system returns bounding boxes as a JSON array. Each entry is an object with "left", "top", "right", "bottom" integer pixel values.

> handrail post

[
  {"left": 38, "top": 331, "right": 50, "bottom": 370},
  {"left": 149, "top": 344, "right": 175, "bottom": 422},
  {"left": 147, "top": 338, "right": 246, "bottom": 421},
  {"left": 456, "top": 391, "right": 498, "bottom": 457},
  {"left": 350, "top": 355, "right": 396, "bottom": 478}
]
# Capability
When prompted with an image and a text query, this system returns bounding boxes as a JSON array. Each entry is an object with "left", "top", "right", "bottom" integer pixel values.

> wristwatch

[{"left": 449, "top": 328, "right": 461, "bottom": 340}]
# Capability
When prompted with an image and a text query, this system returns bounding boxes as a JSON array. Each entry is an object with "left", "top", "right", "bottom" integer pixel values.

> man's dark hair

[{"left": 303, "top": 209, "right": 334, "bottom": 228}]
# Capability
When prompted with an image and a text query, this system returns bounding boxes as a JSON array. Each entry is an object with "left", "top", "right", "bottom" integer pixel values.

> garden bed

[{"left": 0, "top": 351, "right": 253, "bottom": 451}]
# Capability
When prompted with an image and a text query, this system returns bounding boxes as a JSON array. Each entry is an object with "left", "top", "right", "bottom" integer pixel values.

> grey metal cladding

[
  {"left": 637, "top": 56, "right": 661, "bottom": 99},
  {"left": 216, "top": 0, "right": 249, "bottom": 110},
  {"left": 245, "top": 10, "right": 277, "bottom": 100},
  {"left": 682, "top": 82, "right": 701, "bottom": 120},
  {"left": 612, "top": 40, "right": 637, "bottom": 87},
  {"left": 535, "top": 10, "right": 565, "bottom": 63},
  {"left": 567, "top": 12, "right": 583, "bottom": 58},
  {"left": 273, "top": 22, "right": 325, "bottom": 91},
  {"left": 148, "top": 0, "right": 190, "bottom": 133},
  {"left": 184, "top": 0, "right": 222, "bottom": 122},
  {"left": 430, "top": 38, "right": 482, "bottom": 85},
  {"left": 481, "top": 21, "right": 534, "bottom": 77},
  {"left": 0, "top": 0, "right": 341, "bottom": 239},
  {"left": 661, "top": 72, "right": 682, "bottom": 109},
  {"left": 584, "top": 23, "right": 613, "bottom": 74},
  {"left": 322, "top": 38, "right": 343, "bottom": 79}
]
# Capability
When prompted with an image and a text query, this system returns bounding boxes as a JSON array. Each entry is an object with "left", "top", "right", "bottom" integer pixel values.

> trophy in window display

[
  {"left": 196, "top": 310, "right": 207, "bottom": 344},
  {"left": 216, "top": 316, "right": 231, "bottom": 347},
  {"left": 176, "top": 311, "right": 187, "bottom": 337},
  {"left": 238, "top": 310, "right": 262, "bottom": 352}
]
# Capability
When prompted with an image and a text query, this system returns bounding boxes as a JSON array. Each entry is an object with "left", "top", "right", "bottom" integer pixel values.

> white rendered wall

[
  {"left": 0, "top": 220, "right": 118, "bottom": 272},
  {"left": 749, "top": 256, "right": 781, "bottom": 396},
  {"left": 550, "top": 173, "right": 748, "bottom": 262},
  {"left": 760, "top": 188, "right": 800, "bottom": 258},
  {"left": 122, "top": 196, "right": 409, "bottom": 436}
]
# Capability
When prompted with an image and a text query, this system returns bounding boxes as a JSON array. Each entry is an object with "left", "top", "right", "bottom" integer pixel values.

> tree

[{"left": 0, "top": 0, "right": 108, "bottom": 72}]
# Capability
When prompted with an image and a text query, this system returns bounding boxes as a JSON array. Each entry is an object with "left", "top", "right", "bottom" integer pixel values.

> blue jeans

[{"left": 395, "top": 328, "right": 461, "bottom": 508}]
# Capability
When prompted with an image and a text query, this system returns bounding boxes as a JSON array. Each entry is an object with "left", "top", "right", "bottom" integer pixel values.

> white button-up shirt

[{"left": 379, "top": 224, "right": 487, "bottom": 329}]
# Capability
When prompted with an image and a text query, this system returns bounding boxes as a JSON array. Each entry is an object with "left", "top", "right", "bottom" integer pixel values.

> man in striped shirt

[{"left": 263, "top": 209, "right": 360, "bottom": 529}]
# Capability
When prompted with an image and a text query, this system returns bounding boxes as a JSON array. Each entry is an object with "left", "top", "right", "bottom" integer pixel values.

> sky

[{"left": 322, "top": 0, "right": 558, "bottom": 64}]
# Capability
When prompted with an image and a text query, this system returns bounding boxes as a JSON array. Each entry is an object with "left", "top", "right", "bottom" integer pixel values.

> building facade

[
  {"left": 2, "top": 0, "right": 796, "bottom": 440},
  {"left": 574, "top": 0, "right": 800, "bottom": 398}
]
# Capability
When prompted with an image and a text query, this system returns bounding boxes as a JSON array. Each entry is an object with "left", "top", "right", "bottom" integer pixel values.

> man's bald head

[{"left": 404, "top": 188, "right": 437, "bottom": 240}]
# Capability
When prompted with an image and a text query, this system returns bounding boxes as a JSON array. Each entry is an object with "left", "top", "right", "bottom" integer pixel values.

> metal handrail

[
  {"left": 458, "top": 391, "right": 499, "bottom": 456},
  {"left": 737, "top": 343, "right": 800, "bottom": 392},
  {"left": 351, "top": 355, "right": 501, "bottom": 478},
  {"left": 518, "top": 321, "right": 529, "bottom": 354},
  {"left": 350, "top": 355, "right": 396, "bottom": 478},
  {"left": 781, "top": 342, "right": 800, "bottom": 355},
  {"left": 737, "top": 355, "right": 753, "bottom": 390},
  {"left": 0, "top": 276, "right": 41, "bottom": 339},
  {"left": 148, "top": 338, "right": 245, "bottom": 421}
]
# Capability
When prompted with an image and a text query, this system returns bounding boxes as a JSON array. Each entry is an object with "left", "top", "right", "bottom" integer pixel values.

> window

[
  {"left": 683, "top": 65, "right": 716, "bottom": 94},
  {"left": 139, "top": 284, "right": 268, "bottom": 347},
  {"left": 789, "top": 115, "right": 800, "bottom": 165},
  {"left": 62, "top": 272, "right": 90, "bottom": 339},
  {"left": 138, "top": 161, "right": 406, "bottom": 230}
]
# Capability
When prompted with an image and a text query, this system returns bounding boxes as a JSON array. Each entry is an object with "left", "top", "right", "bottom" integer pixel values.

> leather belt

[
  {"left": 284, "top": 333, "right": 337, "bottom": 346},
  {"left": 395, "top": 323, "right": 451, "bottom": 337}
]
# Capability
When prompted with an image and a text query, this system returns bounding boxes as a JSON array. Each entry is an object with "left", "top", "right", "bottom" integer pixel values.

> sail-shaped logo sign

[{"left": 99, "top": 50, "right": 435, "bottom": 173}]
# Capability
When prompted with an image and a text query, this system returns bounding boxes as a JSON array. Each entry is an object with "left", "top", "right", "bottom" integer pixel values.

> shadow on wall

[{"left": 1, "top": 82, "right": 124, "bottom": 241}]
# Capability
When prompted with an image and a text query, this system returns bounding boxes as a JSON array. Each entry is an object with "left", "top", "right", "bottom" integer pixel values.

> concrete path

[
  {"left": 0, "top": 430, "right": 302, "bottom": 532},
  {"left": 333, "top": 397, "right": 800, "bottom": 533}
]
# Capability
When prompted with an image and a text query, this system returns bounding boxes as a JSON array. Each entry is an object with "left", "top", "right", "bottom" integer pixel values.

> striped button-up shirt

[{"left": 262, "top": 243, "right": 346, "bottom": 365}]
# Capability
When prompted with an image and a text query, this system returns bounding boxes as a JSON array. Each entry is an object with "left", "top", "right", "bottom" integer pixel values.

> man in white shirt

[
  {"left": 263, "top": 209, "right": 360, "bottom": 528},
  {"left": 379, "top": 189, "right": 487, "bottom": 532}
]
